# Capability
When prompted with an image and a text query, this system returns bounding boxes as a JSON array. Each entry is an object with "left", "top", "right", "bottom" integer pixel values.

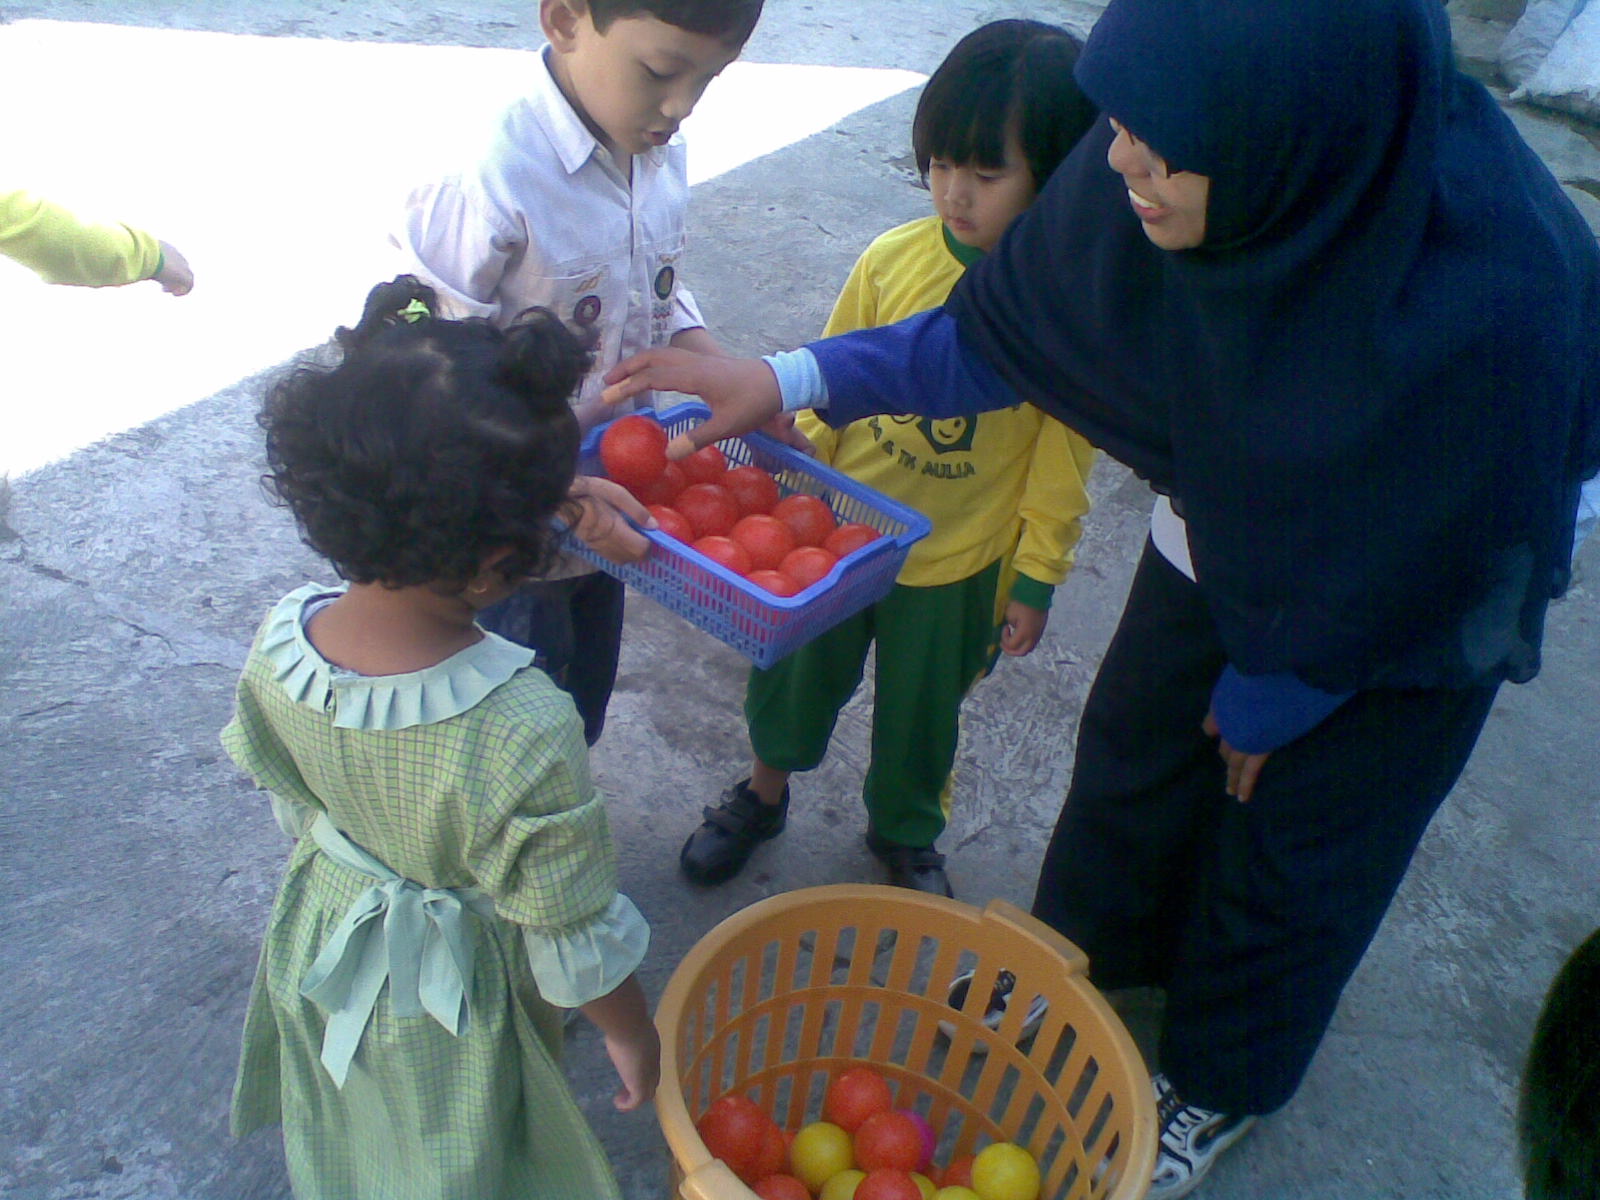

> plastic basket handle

[
  {"left": 677, "top": 1158, "right": 754, "bottom": 1200},
  {"left": 981, "top": 897, "right": 1092, "bottom": 976}
]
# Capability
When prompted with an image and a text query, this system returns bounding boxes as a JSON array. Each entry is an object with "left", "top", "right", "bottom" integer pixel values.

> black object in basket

[{"left": 562, "top": 402, "right": 931, "bottom": 668}]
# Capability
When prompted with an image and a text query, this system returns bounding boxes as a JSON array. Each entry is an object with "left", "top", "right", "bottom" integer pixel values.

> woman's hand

[
  {"left": 1202, "top": 708, "right": 1271, "bottom": 802},
  {"left": 566, "top": 476, "right": 654, "bottom": 564},
  {"left": 602, "top": 349, "right": 782, "bottom": 458}
]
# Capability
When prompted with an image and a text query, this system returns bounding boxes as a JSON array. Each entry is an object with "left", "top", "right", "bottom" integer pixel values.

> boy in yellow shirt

[{"left": 680, "top": 20, "right": 1098, "bottom": 896}]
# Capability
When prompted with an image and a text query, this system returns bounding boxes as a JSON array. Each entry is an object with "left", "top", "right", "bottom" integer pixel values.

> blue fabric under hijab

[{"left": 946, "top": 0, "right": 1600, "bottom": 692}]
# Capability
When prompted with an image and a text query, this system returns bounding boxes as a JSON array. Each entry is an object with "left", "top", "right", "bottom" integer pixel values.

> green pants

[{"left": 744, "top": 559, "right": 1003, "bottom": 848}]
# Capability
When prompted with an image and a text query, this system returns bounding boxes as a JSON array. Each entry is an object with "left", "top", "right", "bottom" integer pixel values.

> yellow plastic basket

[{"left": 654, "top": 885, "right": 1156, "bottom": 1199}]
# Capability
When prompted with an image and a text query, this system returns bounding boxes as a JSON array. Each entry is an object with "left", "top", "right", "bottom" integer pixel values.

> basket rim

[{"left": 652, "top": 884, "right": 1158, "bottom": 1200}]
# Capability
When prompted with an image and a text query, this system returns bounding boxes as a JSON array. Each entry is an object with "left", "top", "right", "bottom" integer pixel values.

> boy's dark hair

[
  {"left": 260, "top": 276, "right": 587, "bottom": 589},
  {"left": 913, "top": 19, "right": 1096, "bottom": 192},
  {"left": 587, "top": 0, "right": 763, "bottom": 43},
  {"left": 1520, "top": 928, "right": 1600, "bottom": 1200}
]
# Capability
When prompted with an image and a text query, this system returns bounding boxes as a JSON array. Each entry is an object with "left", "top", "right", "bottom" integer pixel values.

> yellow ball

[
  {"left": 971, "top": 1142, "right": 1041, "bottom": 1200},
  {"left": 792, "top": 1122, "right": 855, "bottom": 1192},
  {"left": 818, "top": 1167, "right": 868, "bottom": 1200},
  {"left": 911, "top": 1172, "right": 937, "bottom": 1199},
  {"left": 932, "top": 1189, "right": 983, "bottom": 1200}
]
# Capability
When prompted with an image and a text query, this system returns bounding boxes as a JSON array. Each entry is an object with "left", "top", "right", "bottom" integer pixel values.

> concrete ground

[{"left": 2, "top": 2, "right": 1597, "bottom": 1198}]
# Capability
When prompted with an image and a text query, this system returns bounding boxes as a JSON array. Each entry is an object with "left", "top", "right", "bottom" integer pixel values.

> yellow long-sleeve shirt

[
  {"left": 800, "top": 216, "right": 1095, "bottom": 598},
  {"left": 0, "top": 190, "right": 162, "bottom": 287}
]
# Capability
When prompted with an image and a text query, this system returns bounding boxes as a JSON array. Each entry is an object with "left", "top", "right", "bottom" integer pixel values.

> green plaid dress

[{"left": 223, "top": 585, "right": 637, "bottom": 1200}]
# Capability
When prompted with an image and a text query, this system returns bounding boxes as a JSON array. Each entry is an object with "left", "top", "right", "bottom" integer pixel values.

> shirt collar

[
  {"left": 531, "top": 43, "right": 669, "bottom": 177},
  {"left": 941, "top": 222, "right": 986, "bottom": 268}
]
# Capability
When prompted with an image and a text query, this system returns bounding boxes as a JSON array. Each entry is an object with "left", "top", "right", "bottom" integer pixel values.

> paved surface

[{"left": 2, "top": 2, "right": 1597, "bottom": 1198}]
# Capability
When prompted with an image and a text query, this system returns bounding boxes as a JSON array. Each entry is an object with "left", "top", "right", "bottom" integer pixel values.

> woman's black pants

[{"left": 1032, "top": 540, "right": 1498, "bottom": 1114}]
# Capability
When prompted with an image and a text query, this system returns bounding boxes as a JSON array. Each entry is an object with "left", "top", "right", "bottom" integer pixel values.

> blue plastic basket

[{"left": 562, "top": 402, "right": 931, "bottom": 669}]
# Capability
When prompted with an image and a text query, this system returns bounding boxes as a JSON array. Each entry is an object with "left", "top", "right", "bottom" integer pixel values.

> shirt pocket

[{"left": 520, "top": 264, "right": 625, "bottom": 423}]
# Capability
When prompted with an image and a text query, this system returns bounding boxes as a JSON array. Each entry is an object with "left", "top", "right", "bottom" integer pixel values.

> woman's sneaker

[
  {"left": 935, "top": 968, "right": 1048, "bottom": 1052},
  {"left": 1147, "top": 1072, "right": 1258, "bottom": 1199}
]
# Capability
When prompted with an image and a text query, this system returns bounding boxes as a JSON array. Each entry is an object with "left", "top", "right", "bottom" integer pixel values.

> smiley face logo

[{"left": 920, "top": 416, "right": 974, "bottom": 454}]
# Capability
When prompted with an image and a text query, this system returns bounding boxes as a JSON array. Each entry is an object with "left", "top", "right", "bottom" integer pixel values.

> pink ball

[{"left": 903, "top": 1110, "right": 936, "bottom": 1172}]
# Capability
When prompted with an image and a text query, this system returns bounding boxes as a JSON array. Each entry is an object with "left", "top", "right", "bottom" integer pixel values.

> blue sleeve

[
  {"left": 805, "top": 307, "right": 1019, "bottom": 426},
  {"left": 1209, "top": 665, "right": 1354, "bottom": 754}
]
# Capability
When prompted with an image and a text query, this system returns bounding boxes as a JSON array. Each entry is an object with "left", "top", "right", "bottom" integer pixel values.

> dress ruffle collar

[{"left": 259, "top": 584, "right": 536, "bottom": 731}]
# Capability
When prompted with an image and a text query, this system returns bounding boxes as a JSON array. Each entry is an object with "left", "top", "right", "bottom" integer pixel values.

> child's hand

[
  {"left": 603, "top": 1019, "right": 662, "bottom": 1111},
  {"left": 1000, "top": 600, "right": 1048, "bottom": 656},
  {"left": 566, "top": 476, "right": 655, "bottom": 564},
  {"left": 762, "top": 411, "right": 817, "bottom": 456},
  {"left": 153, "top": 241, "right": 194, "bottom": 296},
  {"left": 579, "top": 974, "right": 661, "bottom": 1111}
]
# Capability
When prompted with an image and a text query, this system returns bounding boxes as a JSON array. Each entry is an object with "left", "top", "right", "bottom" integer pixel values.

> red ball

[
  {"left": 780, "top": 545, "right": 838, "bottom": 591},
  {"left": 940, "top": 1154, "right": 976, "bottom": 1189},
  {"left": 632, "top": 460, "right": 687, "bottom": 506},
  {"left": 694, "top": 535, "right": 754, "bottom": 577},
  {"left": 823, "top": 1065, "right": 894, "bottom": 1134},
  {"left": 599, "top": 414, "right": 668, "bottom": 489},
  {"left": 823, "top": 522, "right": 881, "bottom": 559},
  {"left": 731, "top": 514, "right": 798, "bottom": 572},
  {"left": 647, "top": 505, "right": 693, "bottom": 543},
  {"left": 752, "top": 1175, "right": 811, "bottom": 1200},
  {"left": 746, "top": 569, "right": 801, "bottom": 596},
  {"left": 679, "top": 443, "right": 729, "bottom": 485},
  {"left": 854, "top": 1110, "right": 927, "bottom": 1173},
  {"left": 676, "top": 483, "right": 739, "bottom": 538},
  {"left": 772, "top": 493, "right": 838, "bottom": 547},
  {"left": 695, "top": 1094, "right": 768, "bottom": 1178},
  {"left": 740, "top": 1120, "right": 789, "bottom": 1185},
  {"left": 725, "top": 464, "right": 782, "bottom": 514}
]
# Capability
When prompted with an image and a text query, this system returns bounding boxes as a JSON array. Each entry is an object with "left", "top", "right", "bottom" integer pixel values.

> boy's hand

[
  {"left": 1000, "top": 600, "right": 1048, "bottom": 656},
  {"left": 566, "top": 476, "right": 655, "bottom": 564},
  {"left": 602, "top": 349, "right": 781, "bottom": 457},
  {"left": 153, "top": 241, "right": 194, "bottom": 295}
]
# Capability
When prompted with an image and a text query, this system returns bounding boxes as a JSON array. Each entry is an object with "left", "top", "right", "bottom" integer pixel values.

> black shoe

[
  {"left": 679, "top": 779, "right": 788, "bottom": 886},
  {"left": 865, "top": 828, "right": 953, "bottom": 897}
]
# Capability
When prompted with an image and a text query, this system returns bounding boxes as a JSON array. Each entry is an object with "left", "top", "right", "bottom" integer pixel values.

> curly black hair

[{"left": 259, "top": 276, "right": 589, "bottom": 588}]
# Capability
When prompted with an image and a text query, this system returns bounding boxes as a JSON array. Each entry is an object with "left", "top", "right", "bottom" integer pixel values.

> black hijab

[{"left": 947, "top": 0, "right": 1600, "bottom": 691}]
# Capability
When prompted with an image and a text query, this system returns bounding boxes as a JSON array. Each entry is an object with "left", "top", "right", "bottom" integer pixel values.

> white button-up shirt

[{"left": 394, "top": 45, "right": 706, "bottom": 431}]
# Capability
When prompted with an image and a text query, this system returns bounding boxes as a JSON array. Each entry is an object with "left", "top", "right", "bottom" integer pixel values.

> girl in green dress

[{"left": 224, "top": 277, "right": 658, "bottom": 1199}]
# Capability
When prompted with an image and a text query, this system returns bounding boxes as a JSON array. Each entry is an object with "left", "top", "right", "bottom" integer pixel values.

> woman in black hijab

[{"left": 606, "top": 1, "right": 1598, "bottom": 1194}]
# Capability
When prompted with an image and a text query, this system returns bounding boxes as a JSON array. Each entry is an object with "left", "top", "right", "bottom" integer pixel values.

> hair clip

[{"left": 400, "top": 298, "right": 431, "bottom": 324}]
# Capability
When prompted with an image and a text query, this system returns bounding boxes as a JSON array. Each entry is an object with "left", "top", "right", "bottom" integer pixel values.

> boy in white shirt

[{"left": 395, "top": 0, "right": 761, "bottom": 744}]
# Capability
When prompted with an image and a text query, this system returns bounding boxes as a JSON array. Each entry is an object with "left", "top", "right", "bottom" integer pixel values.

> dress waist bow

[{"left": 300, "top": 814, "right": 496, "bottom": 1087}]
